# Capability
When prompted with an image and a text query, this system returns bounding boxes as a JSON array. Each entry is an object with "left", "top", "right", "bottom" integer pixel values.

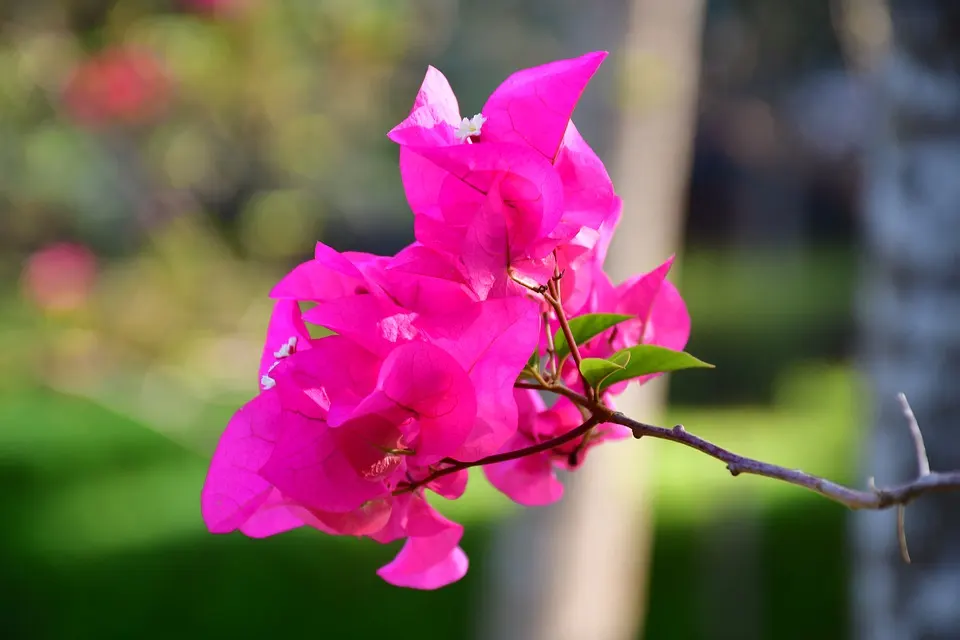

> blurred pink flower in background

[
  {"left": 179, "top": 0, "right": 250, "bottom": 17},
  {"left": 21, "top": 242, "right": 98, "bottom": 312},
  {"left": 62, "top": 47, "right": 170, "bottom": 127}
]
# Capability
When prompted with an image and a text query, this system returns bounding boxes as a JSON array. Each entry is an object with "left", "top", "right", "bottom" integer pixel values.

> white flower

[
  {"left": 273, "top": 336, "right": 298, "bottom": 359},
  {"left": 455, "top": 113, "right": 486, "bottom": 142}
]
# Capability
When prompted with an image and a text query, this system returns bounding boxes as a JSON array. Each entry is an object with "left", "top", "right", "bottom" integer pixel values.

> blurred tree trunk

[
  {"left": 850, "top": 1, "right": 960, "bottom": 639},
  {"left": 482, "top": 2, "right": 705, "bottom": 639}
]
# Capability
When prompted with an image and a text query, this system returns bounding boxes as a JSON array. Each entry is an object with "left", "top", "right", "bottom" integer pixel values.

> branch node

[
  {"left": 727, "top": 463, "right": 742, "bottom": 477},
  {"left": 672, "top": 424, "right": 686, "bottom": 435}
]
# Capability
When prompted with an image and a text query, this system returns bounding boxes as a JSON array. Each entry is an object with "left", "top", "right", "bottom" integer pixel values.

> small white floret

[
  {"left": 273, "top": 336, "right": 298, "bottom": 359},
  {"left": 455, "top": 113, "right": 486, "bottom": 142}
]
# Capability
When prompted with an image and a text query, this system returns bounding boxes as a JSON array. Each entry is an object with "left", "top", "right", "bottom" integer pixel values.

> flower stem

[
  {"left": 546, "top": 274, "right": 592, "bottom": 402},
  {"left": 394, "top": 414, "right": 603, "bottom": 495}
]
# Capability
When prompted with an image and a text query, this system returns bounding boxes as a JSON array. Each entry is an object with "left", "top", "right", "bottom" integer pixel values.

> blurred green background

[{"left": 1, "top": 0, "right": 867, "bottom": 638}]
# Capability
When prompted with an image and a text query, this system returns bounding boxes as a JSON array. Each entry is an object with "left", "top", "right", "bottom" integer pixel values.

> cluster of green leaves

[{"left": 526, "top": 313, "right": 713, "bottom": 393}]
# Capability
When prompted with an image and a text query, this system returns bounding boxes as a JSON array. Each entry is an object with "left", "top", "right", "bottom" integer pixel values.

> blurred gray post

[
  {"left": 843, "top": 1, "right": 960, "bottom": 638},
  {"left": 481, "top": 2, "right": 705, "bottom": 639}
]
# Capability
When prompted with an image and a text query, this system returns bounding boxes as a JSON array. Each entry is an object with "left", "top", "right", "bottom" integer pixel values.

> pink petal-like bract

[
  {"left": 294, "top": 499, "right": 394, "bottom": 537},
  {"left": 412, "top": 66, "right": 461, "bottom": 124},
  {"left": 258, "top": 298, "right": 312, "bottom": 384},
  {"left": 614, "top": 254, "right": 691, "bottom": 354},
  {"left": 201, "top": 392, "right": 292, "bottom": 534},
  {"left": 277, "top": 336, "right": 381, "bottom": 422},
  {"left": 428, "top": 469, "right": 469, "bottom": 500},
  {"left": 481, "top": 51, "right": 607, "bottom": 163},
  {"left": 483, "top": 389, "right": 564, "bottom": 506},
  {"left": 418, "top": 296, "right": 540, "bottom": 460},
  {"left": 380, "top": 244, "right": 477, "bottom": 315},
  {"left": 387, "top": 66, "right": 461, "bottom": 147},
  {"left": 401, "top": 142, "right": 565, "bottom": 293},
  {"left": 377, "top": 496, "right": 468, "bottom": 589},
  {"left": 303, "top": 296, "right": 418, "bottom": 357},
  {"left": 259, "top": 408, "right": 390, "bottom": 513},
  {"left": 484, "top": 432, "right": 564, "bottom": 506},
  {"left": 270, "top": 241, "right": 368, "bottom": 303},
  {"left": 554, "top": 121, "right": 622, "bottom": 238},
  {"left": 377, "top": 341, "right": 478, "bottom": 459},
  {"left": 239, "top": 488, "right": 303, "bottom": 538}
]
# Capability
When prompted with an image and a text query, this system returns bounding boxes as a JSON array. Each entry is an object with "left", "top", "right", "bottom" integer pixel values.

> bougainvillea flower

[
  {"left": 389, "top": 51, "right": 621, "bottom": 297},
  {"left": 204, "top": 235, "right": 538, "bottom": 587},
  {"left": 259, "top": 339, "right": 476, "bottom": 513},
  {"left": 201, "top": 375, "right": 469, "bottom": 588},
  {"left": 271, "top": 239, "right": 541, "bottom": 459},
  {"left": 202, "top": 335, "right": 474, "bottom": 588},
  {"left": 202, "top": 51, "right": 697, "bottom": 591}
]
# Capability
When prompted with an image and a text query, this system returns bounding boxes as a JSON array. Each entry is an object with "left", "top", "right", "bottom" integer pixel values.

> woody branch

[{"left": 400, "top": 269, "right": 960, "bottom": 522}]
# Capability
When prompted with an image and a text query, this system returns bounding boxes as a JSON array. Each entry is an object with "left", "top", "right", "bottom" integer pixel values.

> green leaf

[
  {"left": 578, "top": 351, "right": 632, "bottom": 389},
  {"left": 597, "top": 345, "right": 714, "bottom": 392},
  {"left": 579, "top": 357, "right": 625, "bottom": 388},
  {"left": 554, "top": 313, "right": 633, "bottom": 362},
  {"left": 609, "top": 350, "right": 632, "bottom": 368},
  {"left": 527, "top": 348, "right": 540, "bottom": 371}
]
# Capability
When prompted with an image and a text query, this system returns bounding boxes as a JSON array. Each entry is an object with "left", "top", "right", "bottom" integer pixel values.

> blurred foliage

[
  {"left": 0, "top": 0, "right": 459, "bottom": 259},
  {"left": 673, "top": 247, "right": 855, "bottom": 406},
  {"left": 0, "top": 0, "right": 461, "bottom": 448}
]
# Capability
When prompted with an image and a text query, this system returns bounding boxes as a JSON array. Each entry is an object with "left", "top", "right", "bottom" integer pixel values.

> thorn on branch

[
  {"left": 898, "top": 392, "right": 930, "bottom": 477},
  {"left": 897, "top": 504, "right": 911, "bottom": 563},
  {"left": 893, "top": 392, "right": 928, "bottom": 564}
]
